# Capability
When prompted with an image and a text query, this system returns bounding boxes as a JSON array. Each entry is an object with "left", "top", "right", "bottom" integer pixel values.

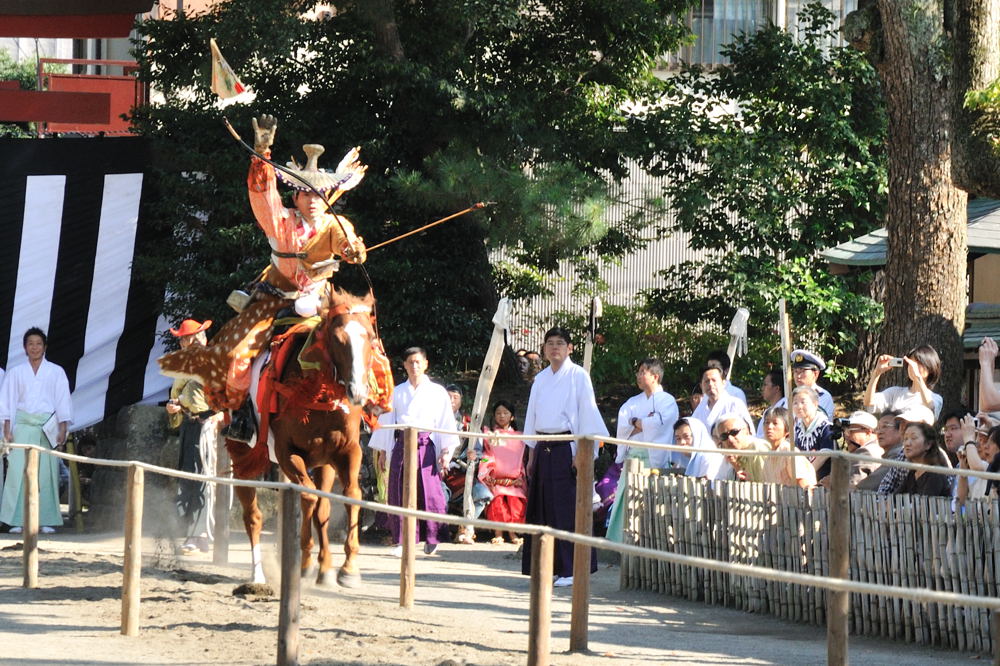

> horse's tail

[{"left": 227, "top": 438, "right": 271, "bottom": 480}]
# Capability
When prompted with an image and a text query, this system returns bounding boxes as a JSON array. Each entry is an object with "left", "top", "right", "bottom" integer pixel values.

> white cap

[
  {"left": 846, "top": 410, "right": 878, "bottom": 431},
  {"left": 895, "top": 405, "right": 935, "bottom": 426}
]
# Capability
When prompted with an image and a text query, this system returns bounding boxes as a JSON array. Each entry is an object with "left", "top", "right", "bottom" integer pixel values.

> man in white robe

[
  {"left": 1, "top": 328, "right": 72, "bottom": 532},
  {"left": 370, "top": 347, "right": 458, "bottom": 555},
  {"left": 755, "top": 368, "right": 785, "bottom": 438},
  {"left": 520, "top": 326, "right": 609, "bottom": 587},
  {"left": 691, "top": 361, "right": 753, "bottom": 433},
  {"left": 604, "top": 358, "right": 678, "bottom": 541}
]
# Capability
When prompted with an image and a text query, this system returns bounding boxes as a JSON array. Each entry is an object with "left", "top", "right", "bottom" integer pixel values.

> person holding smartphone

[{"left": 864, "top": 345, "right": 943, "bottom": 420}]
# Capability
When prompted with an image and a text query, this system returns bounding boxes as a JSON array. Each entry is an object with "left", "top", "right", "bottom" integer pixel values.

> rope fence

[{"left": 2, "top": 423, "right": 998, "bottom": 666}]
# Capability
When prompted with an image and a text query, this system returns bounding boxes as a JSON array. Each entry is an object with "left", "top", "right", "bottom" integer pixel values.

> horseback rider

[{"left": 158, "top": 115, "right": 393, "bottom": 437}]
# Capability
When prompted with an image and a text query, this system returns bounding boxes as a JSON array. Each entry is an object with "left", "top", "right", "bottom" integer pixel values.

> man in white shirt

[
  {"left": 755, "top": 369, "right": 785, "bottom": 438},
  {"left": 0, "top": 328, "right": 73, "bottom": 533},
  {"left": 691, "top": 361, "right": 754, "bottom": 433},
  {"left": 369, "top": 347, "right": 458, "bottom": 556},
  {"left": 707, "top": 349, "right": 748, "bottom": 404},
  {"left": 520, "top": 327, "right": 609, "bottom": 587},
  {"left": 603, "top": 358, "right": 678, "bottom": 541}
]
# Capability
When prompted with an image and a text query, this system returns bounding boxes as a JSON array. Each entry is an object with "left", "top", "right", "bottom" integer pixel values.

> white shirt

[
  {"left": 615, "top": 388, "right": 679, "bottom": 468},
  {"left": 867, "top": 385, "right": 943, "bottom": 420},
  {"left": 368, "top": 376, "right": 458, "bottom": 461},
  {"left": 523, "top": 357, "right": 609, "bottom": 457},
  {"left": 725, "top": 382, "right": 747, "bottom": 404},
  {"left": 773, "top": 384, "right": 835, "bottom": 419},
  {"left": 691, "top": 392, "right": 754, "bottom": 433},
  {"left": 0, "top": 359, "right": 73, "bottom": 424}
]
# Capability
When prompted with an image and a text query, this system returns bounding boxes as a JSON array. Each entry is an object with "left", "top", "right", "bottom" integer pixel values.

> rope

[{"left": 6, "top": 440, "right": 1000, "bottom": 612}]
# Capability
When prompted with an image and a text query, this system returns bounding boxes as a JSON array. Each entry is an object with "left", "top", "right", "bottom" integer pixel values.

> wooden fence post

[
  {"left": 827, "top": 454, "right": 850, "bottom": 665},
  {"left": 22, "top": 448, "right": 39, "bottom": 589},
  {"left": 65, "top": 438, "right": 85, "bottom": 532},
  {"left": 400, "top": 426, "right": 418, "bottom": 609},
  {"left": 277, "top": 486, "right": 301, "bottom": 666},
  {"left": 121, "top": 464, "right": 144, "bottom": 636},
  {"left": 528, "top": 532, "right": 554, "bottom": 666},
  {"left": 570, "top": 436, "right": 595, "bottom": 652},
  {"left": 992, "top": 611, "right": 1000, "bottom": 666},
  {"left": 213, "top": 437, "right": 231, "bottom": 565}
]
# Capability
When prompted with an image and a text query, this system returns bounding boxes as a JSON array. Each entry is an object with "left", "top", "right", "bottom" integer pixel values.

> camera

[
  {"left": 829, "top": 418, "right": 850, "bottom": 441},
  {"left": 888, "top": 357, "right": 905, "bottom": 367}
]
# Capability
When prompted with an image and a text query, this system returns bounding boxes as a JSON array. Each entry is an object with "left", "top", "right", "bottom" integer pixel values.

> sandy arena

[{"left": 0, "top": 529, "right": 978, "bottom": 665}]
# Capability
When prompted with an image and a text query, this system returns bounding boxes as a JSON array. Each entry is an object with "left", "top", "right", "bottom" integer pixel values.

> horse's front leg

[
  {"left": 234, "top": 485, "right": 266, "bottom": 584},
  {"left": 335, "top": 443, "right": 363, "bottom": 589},
  {"left": 277, "top": 452, "right": 319, "bottom": 580},
  {"left": 312, "top": 464, "right": 335, "bottom": 586}
]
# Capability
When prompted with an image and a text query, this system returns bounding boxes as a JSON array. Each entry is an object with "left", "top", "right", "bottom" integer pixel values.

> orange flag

[{"left": 210, "top": 38, "right": 247, "bottom": 99}]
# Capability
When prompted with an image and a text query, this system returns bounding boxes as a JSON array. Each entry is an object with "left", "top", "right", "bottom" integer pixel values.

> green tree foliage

[
  {"left": 633, "top": 4, "right": 887, "bottom": 384},
  {"left": 965, "top": 75, "right": 1000, "bottom": 152},
  {"left": 131, "top": 0, "right": 692, "bottom": 365}
]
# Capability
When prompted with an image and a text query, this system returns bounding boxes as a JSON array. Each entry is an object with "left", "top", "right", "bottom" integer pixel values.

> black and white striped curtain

[{"left": 0, "top": 137, "right": 171, "bottom": 430}]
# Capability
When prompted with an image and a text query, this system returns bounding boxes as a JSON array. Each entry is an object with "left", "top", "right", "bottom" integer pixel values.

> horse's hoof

[
  {"left": 337, "top": 570, "right": 362, "bottom": 589},
  {"left": 315, "top": 570, "right": 337, "bottom": 588},
  {"left": 301, "top": 564, "right": 318, "bottom": 580}
]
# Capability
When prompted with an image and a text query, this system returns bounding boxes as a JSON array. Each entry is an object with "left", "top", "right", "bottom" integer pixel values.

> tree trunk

[
  {"left": 875, "top": 0, "right": 969, "bottom": 412},
  {"left": 951, "top": 0, "right": 1000, "bottom": 197}
]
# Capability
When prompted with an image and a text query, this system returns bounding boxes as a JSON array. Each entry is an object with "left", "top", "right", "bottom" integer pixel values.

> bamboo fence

[{"left": 620, "top": 465, "right": 1000, "bottom": 653}]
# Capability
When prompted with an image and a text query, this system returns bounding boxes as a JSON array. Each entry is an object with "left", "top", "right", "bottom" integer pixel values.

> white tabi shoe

[
  {"left": 554, "top": 576, "right": 574, "bottom": 588},
  {"left": 389, "top": 545, "right": 403, "bottom": 558}
]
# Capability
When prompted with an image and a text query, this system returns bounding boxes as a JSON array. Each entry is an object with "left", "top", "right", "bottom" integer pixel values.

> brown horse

[{"left": 228, "top": 285, "right": 374, "bottom": 588}]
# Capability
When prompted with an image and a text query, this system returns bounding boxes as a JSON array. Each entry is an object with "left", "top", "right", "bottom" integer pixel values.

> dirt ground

[{"left": 0, "top": 528, "right": 980, "bottom": 666}]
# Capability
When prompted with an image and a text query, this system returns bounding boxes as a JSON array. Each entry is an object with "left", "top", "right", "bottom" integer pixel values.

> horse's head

[{"left": 319, "top": 286, "right": 375, "bottom": 406}]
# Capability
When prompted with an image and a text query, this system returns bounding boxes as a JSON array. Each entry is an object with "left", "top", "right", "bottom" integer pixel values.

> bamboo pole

[
  {"left": 400, "top": 427, "right": 418, "bottom": 609},
  {"left": 569, "top": 436, "right": 595, "bottom": 652},
  {"left": 22, "top": 448, "right": 39, "bottom": 589},
  {"left": 121, "top": 464, "right": 144, "bottom": 636},
  {"left": 527, "top": 533, "right": 554, "bottom": 666},
  {"left": 827, "top": 456, "right": 850, "bottom": 665},
  {"left": 213, "top": 436, "right": 231, "bottom": 565},
  {"left": 277, "top": 486, "right": 301, "bottom": 666}
]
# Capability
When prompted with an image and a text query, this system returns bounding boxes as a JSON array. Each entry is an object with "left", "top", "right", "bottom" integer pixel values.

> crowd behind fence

[
  {"left": 3, "top": 423, "right": 1000, "bottom": 666},
  {"left": 620, "top": 465, "right": 1000, "bottom": 653}
]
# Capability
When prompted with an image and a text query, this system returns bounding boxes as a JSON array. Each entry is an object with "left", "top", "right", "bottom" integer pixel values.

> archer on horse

[{"left": 158, "top": 114, "right": 393, "bottom": 586}]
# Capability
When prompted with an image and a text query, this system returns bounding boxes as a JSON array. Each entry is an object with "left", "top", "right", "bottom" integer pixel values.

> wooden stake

[
  {"left": 22, "top": 448, "right": 39, "bottom": 589},
  {"left": 992, "top": 610, "right": 999, "bottom": 666},
  {"left": 528, "top": 532, "right": 554, "bottom": 666},
  {"left": 121, "top": 464, "right": 144, "bottom": 636},
  {"left": 277, "top": 486, "right": 301, "bottom": 666},
  {"left": 400, "top": 427, "right": 418, "bottom": 609},
  {"left": 778, "top": 299, "right": 793, "bottom": 399},
  {"left": 213, "top": 437, "right": 231, "bottom": 565},
  {"left": 827, "top": 455, "right": 850, "bottom": 665},
  {"left": 65, "top": 438, "right": 85, "bottom": 532},
  {"left": 569, "top": 436, "right": 595, "bottom": 652}
]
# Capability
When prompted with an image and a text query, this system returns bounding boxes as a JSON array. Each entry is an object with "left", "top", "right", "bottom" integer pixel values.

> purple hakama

[
  {"left": 387, "top": 430, "right": 448, "bottom": 545},
  {"left": 521, "top": 440, "right": 598, "bottom": 578}
]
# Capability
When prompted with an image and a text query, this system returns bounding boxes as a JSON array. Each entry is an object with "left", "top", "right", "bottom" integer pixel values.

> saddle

[{"left": 256, "top": 317, "right": 349, "bottom": 438}]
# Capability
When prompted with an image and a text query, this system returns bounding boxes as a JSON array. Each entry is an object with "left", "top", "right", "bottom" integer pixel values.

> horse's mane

[{"left": 318, "top": 285, "right": 375, "bottom": 317}]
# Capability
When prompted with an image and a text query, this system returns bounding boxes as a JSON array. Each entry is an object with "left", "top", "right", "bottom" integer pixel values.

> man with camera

[{"left": 823, "top": 411, "right": 883, "bottom": 489}]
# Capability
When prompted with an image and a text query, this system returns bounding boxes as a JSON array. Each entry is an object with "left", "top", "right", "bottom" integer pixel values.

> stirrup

[{"left": 222, "top": 401, "right": 256, "bottom": 443}]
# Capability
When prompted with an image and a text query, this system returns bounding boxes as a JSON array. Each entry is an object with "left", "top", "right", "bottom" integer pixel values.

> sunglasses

[{"left": 720, "top": 428, "right": 742, "bottom": 439}]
